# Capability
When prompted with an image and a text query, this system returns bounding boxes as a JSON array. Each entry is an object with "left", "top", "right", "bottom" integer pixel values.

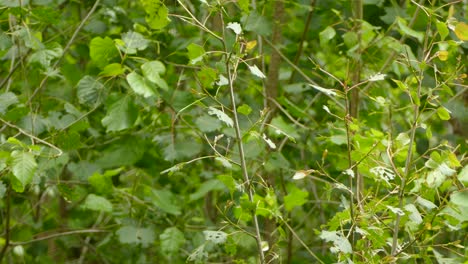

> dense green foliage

[{"left": 0, "top": 0, "right": 467, "bottom": 263}]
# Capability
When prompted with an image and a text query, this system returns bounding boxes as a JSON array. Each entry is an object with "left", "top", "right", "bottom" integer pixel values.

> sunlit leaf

[
  {"left": 368, "top": 72, "right": 386, "bottom": 81},
  {"left": 10, "top": 150, "right": 37, "bottom": 192},
  {"left": 187, "top": 43, "right": 205, "bottom": 64},
  {"left": 319, "top": 26, "right": 336, "bottom": 46},
  {"left": 454, "top": 22, "right": 468, "bottom": 41},
  {"left": 248, "top": 64, "right": 266, "bottom": 79},
  {"left": 100, "top": 63, "right": 125, "bottom": 77},
  {"left": 436, "top": 106, "right": 451, "bottom": 120},
  {"left": 141, "top": 0, "right": 170, "bottom": 30},
  {"left": 292, "top": 169, "right": 314, "bottom": 180},
  {"left": 89, "top": 36, "right": 119, "bottom": 68},
  {"left": 207, "top": 107, "right": 233, "bottom": 127},
  {"left": 127, "top": 71, "right": 156, "bottom": 97},
  {"left": 284, "top": 184, "right": 308, "bottom": 211},
  {"left": 82, "top": 194, "right": 113, "bottom": 212},
  {"left": 262, "top": 133, "right": 276, "bottom": 149},
  {"left": 309, "top": 84, "right": 337, "bottom": 96},
  {"left": 237, "top": 104, "right": 252, "bottom": 115},
  {"left": 416, "top": 196, "right": 437, "bottom": 210},
  {"left": 121, "top": 31, "right": 150, "bottom": 54},
  {"left": 227, "top": 22, "right": 242, "bottom": 35}
]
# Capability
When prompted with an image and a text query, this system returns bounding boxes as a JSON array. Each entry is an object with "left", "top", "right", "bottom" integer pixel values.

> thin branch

[
  {"left": 288, "top": 0, "right": 316, "bottom": 83},
  {"left": 280, "top": 217, "right": 324, "bottom": 264},
  {"left": 262, "top": 38, "right": 345, "bottom": 109},
  {"left": 10, "top": 229, "right": 109, "bottom": 246},
  {"left": 0, "top": 117, "right": 63, "bottom": 157},
  {"left": 27, "top": 0, "right": 102, "bottom": 104},
  {"left": 0, "top": 186, "right": 11, "bottom": 262}
]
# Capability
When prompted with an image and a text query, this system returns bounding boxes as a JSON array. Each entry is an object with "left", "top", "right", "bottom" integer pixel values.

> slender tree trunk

[
  {"left": 351, "top": 0, "right": 364, "bottom": 212},
  {"left": 264, "top": 1, "right": 285, "bottom": 263}
]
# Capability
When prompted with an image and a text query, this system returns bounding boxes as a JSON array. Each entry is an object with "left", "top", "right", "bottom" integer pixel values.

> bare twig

[
  {"left": 10, "top": 229, "right": 108, "bottom": 246},
  {"left": 0, "top": 117, "right": 63, "bottom": 156}
]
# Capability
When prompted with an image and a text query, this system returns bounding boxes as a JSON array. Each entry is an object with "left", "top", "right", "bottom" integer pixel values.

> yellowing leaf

[
  {"left": 436, "top": 50, "right": 449, "bottom": 61},
  {"left": 245, "top": 40, "right": 257, "bottom": 52},
  {"left": 454, "top": 22, "right": 468, "bottom": 41}
]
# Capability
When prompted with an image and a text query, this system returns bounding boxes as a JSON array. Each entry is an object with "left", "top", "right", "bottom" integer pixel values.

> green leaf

[
  {"left": 88, "top": 171, "right": 114, "bottom": 195},
  {"left": 101, "top": 96, "right": 138, "bottom": 132},
  {"left": 194, "top": 115, "right": 222, "bottom": 132},
  {"left": 436, "top": 106, "right": 451, "bottom": 120},
  {"left": 217, "top": 174, "right": 237, "bottom": 193},
  {"left": 197, "top": 66, "right": 217, "bottom": 88},
  {"left": 127, "top": 71, "right": 156, "bottom": 98},
  {"left": 55, "top": 131, "right": 81, "bottom": 151},
  {"left": 283, "top": 184, "right": 308, "bottom": 211},
  {"left": 436, "top": 20, "right": 449, "bottom": 40},
  {"left": 121, "top": 31, "right": 150, "bottom": 54},
  {"left": 160, "top": 227, "right": 185, "bottom": 255},
  {"left": 100, "top": 63, "right": 125, "bottom": 77},
  {"left": 397, "top": 17, "right": 423, "bottom": 43},
  {"left": 319, "top": 26, "right": 336, "bottom": 46},
  {"left": 237, "top": 104, "right": 252, "bottom": 116},
  {"left": 270, "top": 116, "right": 299, "bottom": 139},
  {"left": 242, "top": 12, "right": 272, "bottom": 36},
  {"left": 141, "top": 60, "right": 168, "bottom": 90},
  {"left": 10, "top": 150, "right": 37, "bottom": 192},
  {"left": 189, "top": 179, "right": 225, "bottom": 201},
  {"left": 96, "top": 137, "right": 144, "bottom": 168},
  {"left": 141, "top": 0, "right": 171, "bottom": 30},
  {"left": 0, "top": 92, "right": 18, "bottom": 114},
  {"left": 76, "top": 75, "right": 105, "bottom": 106},
  {"left": 163, "top": 139, "right": 202, "bottom": 162},
  {"left": 238, "top": 0, "right": 250, "bottom": 13},
  {"left": 82, "top": 194, "right": 113, "bottom": 213},
  {"left": 186, "top": 43, "right": 205, "bottom": 64},
  {"left": 152, "top": 189, "right": 181, "bottom": 215},
  {"left": 89, "top": 36, "right": 119, "bottom": 68},
  {"left": 116, "top": 226, "right": 155, "bottom": 247}
]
